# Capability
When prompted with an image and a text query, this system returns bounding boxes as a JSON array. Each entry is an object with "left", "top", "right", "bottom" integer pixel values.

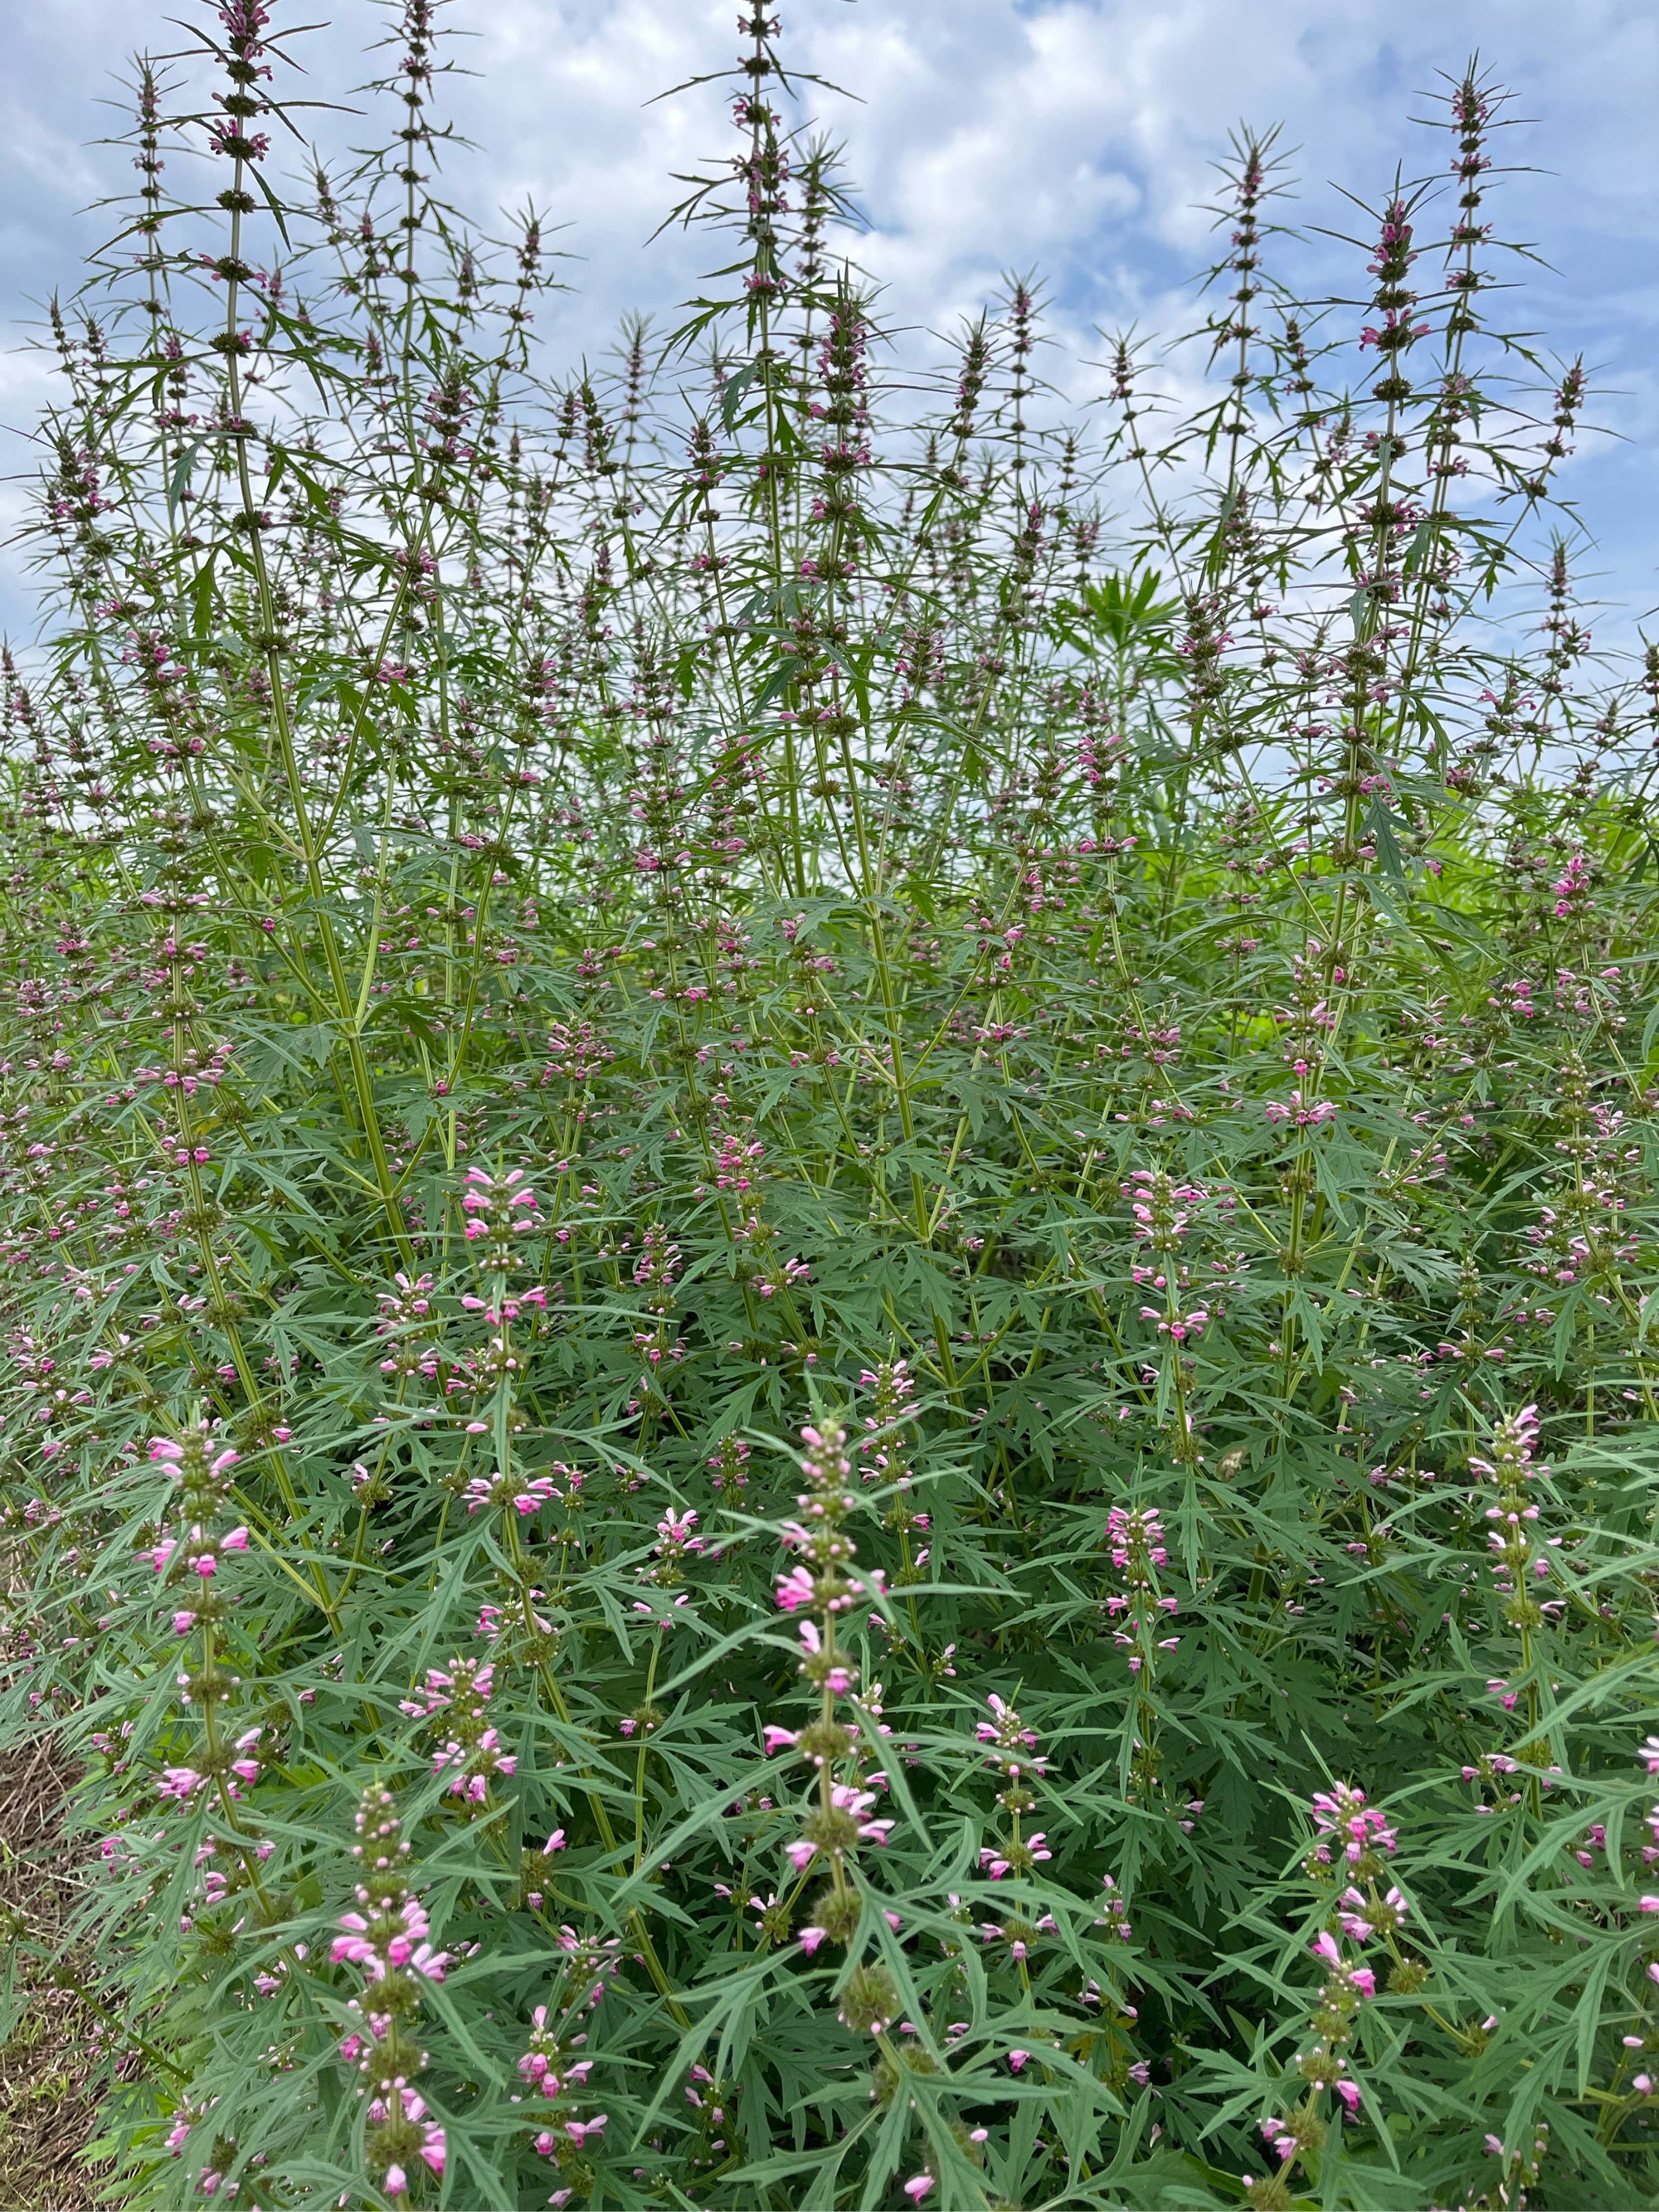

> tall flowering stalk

[
  {"left": 1471, "top": 1402, "right": 1560, "bottom": 1773},
  {"left": 1103, "top": 1502, "right": 1180, "bottom": 1803},
  {"left": 333, "top": 1783, "right": 449, "bottom": 2203},
  {"left": 515, "top": 1949, "right": 620, "bottom": 2204},
  {"left": 1240, "top": 1785, "right": 1402, "bottom": 2209},
  {"left": 1124, "top": 1165, "right": 1212, "bottom": 1462},
  {"left": 768, "top": 1410, "right": 893, "bottom": 1964},
  {"left": 974, "top": 1691, "right": 1054, "bottom": 1983},
  {"left": 145, "top": 1423, "right": 264, "bottom": 1815}
]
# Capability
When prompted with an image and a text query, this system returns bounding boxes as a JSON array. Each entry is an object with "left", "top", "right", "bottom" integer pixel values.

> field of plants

[{"left": 3, "top": 2, "right": 1659, "bottom": 2207}]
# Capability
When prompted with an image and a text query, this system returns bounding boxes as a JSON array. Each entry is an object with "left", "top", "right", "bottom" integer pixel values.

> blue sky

[{"left": 1, "top": 0, "right": 1656, "bottom": 649}]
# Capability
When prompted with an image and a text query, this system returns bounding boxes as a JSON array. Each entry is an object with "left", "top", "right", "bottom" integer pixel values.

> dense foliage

[{"left": 4, "top": 4, "right": 1659, "bottom": 2206}]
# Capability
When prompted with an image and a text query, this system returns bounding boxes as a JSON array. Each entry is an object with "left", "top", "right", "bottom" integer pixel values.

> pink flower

[
  {"left": 798, "top": 1618, "right": 852, "bottom": 1693},
  {"left": 1265, "top": 1089, "right": 1336, "bottom": 1128},
  {"left": 831, "top": 1782, "right": 893, "bottom": 1846},
  {"left": 1310, "top": 1784, "right": 1396, "bottom": 1862},
  {"left": 775, "top": 1566, "right": 817, "bottom": 1613},
  {"left": 333, "top": 1897, "right": 450, "bottom": 1981},
  {"left": 1338, "top": 1883, "right": 1407, "bottom": 1940},
  {"left": 148, "top": 1435, "right": 239, "bottom": 1479},
  {"left": 904, "top": 2179, "right": 935, "bottom": 2203}
]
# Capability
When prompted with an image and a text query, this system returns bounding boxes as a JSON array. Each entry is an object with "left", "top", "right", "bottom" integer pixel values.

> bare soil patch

[{"left": 0, "top": 1742, "right": 111, "bottom": 2212}]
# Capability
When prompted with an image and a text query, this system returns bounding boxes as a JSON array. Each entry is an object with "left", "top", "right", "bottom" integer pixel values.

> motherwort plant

[{"left": 2, "top": 2, "right": 1659, "bottom": 2205}]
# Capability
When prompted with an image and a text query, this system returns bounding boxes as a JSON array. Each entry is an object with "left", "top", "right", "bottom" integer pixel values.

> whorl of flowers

[
  {"left": 377, "top": 1271, "right": 433, "bottom": 1331},
  {"left": 208, "top": 0, "right": 275, "bottom": 164},
  {"left": 364, "top": 2087, "right": 446, "bottom": 2202},
  {"left": 972, "top": 1689, "right": 1060, "bottom": 1973},
  {"left": 399, "top": 1658, "right": 518, "bottom": 1804},
  {"left": 975, "top": 1693, "right": 1049, "bottom": 1879},
  {"left": 708, "top": 1433, "right": 750, "bottom": 1499},
  {"left": 464, "top": 1467, "right": 556, "bottom": 1519},
  {"left": 1123, "top": 1165, "right": 1206, "bottom": 1255},
  {"left": 857, "top": 1356, "right": 930, "bottom": 1570},
  {"left": 1306, "top": 1782, "right": 1398, "bottom": 1877},
  {"left": 632, "top": 1222, "right": 681, "bottom": 1313},
  {"left": 1300, "top": 1928, "right": 1376, "bottom": 2100},
  {"left": 800, "top": 304, "right": 873, "bottom": 585},
  {"left": 460, "top": 1163, "right": 542, "bottom": 1271},
  {"left": 630, "top": 1502, "right": 706, "bottom": 1641},
  {"left": 630, "top": 1223, "right": 685, "bottom": 1403},
  {"left": 1126, "top": 1163, "right": 1219, "bottom": 1354},
  {"left": 858, "top": 1355, "right": 916, "bottom": 1453},
  {"left": 1264, "top": 1087, "right": 1335, "bottom": 1128}
]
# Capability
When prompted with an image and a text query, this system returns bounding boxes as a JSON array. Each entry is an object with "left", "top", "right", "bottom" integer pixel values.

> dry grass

[{"left": 0, "top": 1741, "right": 112, "bottom": 2212}]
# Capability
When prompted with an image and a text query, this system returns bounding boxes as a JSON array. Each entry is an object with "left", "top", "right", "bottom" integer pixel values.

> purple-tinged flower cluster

[
  {"left": 630, "top": 1502, "right": 706, "bottom": 1635},
  {"left": 1308, "top": 1782, "right": 1398, "bottom": 1872},
  {"left": 516, "top": 1989, "right": 615, "bottom": 2197},
  {"left": 460, "top": 1163, "right": 542, "bottom": 1270},
  {"left": 1243, "top": 1786, "right": 1413, "bottom": 2207},
  {"left": 146, "top": 1426, "right": 243, "bottom": 1637},
  {"left": 332, "top": 1784, "right": 448, "bottom": 2198},
  {"left": 758, "top": 1404, "right": 899, "bottom": 1958},
  {"left": 463, "top": 1468, "right": 555, "bottom": 1518},
  {"left": 400, "top": 1659, "right": 517, "bottom": 1803},
  {"left": 1103, "top": 1505, "right": 1180, "bottom": 1677},
  {"left": 1471, "top": 1403, "right": 1563, "bottom": 1631}
]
